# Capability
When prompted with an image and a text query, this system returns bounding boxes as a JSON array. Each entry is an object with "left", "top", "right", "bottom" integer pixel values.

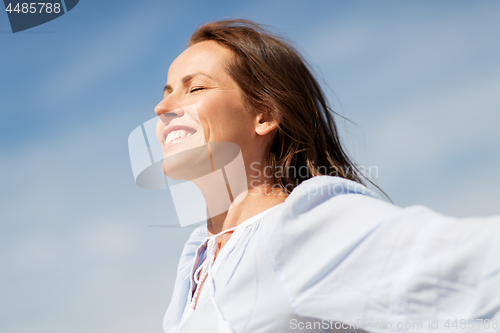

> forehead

[{"left": 168, "top": 40, "right": 233, "bottom": 80}]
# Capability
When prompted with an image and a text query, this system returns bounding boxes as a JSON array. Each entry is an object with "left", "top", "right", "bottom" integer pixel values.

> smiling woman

[{"left": 153, "top": 19, "right": 500, "bottom": 333}]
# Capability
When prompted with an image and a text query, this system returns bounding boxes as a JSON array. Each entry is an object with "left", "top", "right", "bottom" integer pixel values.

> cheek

[
  {"left": 197, "top": 94, "right": 253, "bottom": 142},
  {"left": 202, "top": 110, "right": 238, "bottom": 142},
  {"left": 195, "top": 99, "right": 220, "bottom": 142}
]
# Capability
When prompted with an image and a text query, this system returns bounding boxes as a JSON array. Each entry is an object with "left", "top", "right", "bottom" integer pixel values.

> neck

[
  {"left": 212, "top": 183, "right": 286, "bottom": 253},
  {"left": 191, "top": 174, "right": 287, "bottom": 250},
  {"left": 206, "top": 182, "right": 287, "bottom": 236},
  {"left": 186, "top": 147, "right": 288, "bottom": 249}
]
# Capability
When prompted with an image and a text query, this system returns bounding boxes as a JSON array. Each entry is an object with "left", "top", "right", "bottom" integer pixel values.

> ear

[{"left": 254, "top": 112, "right": 279, "bottom": 136}]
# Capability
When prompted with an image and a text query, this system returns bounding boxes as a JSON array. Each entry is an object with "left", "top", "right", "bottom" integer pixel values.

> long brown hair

[{"left": 189, "top": 19, "right": 382, "bottom": 195}]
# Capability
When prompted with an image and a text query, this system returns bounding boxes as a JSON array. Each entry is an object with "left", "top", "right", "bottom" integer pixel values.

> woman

[{"left": 154, "top": 19, "right": 500, "bottom": 332}]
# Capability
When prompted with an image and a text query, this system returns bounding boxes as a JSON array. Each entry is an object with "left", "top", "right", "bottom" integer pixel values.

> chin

[{"left": 162, "top": 145, "right": 213, "bottom": 181}]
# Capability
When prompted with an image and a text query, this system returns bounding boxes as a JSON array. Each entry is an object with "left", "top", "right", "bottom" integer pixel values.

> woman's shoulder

[
  {"left": 262, "top": 175, "right": 401, "bottom": 237},
  {"left": 259, "top": 176, "right": 402, "bottom": 276},
  {"left": 287, "top": 175, "right": 381, "bottom": 201}
]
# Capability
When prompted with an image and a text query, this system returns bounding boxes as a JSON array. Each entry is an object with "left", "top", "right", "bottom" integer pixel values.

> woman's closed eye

[{"left": 189, "top": 87, "right": 206, "bottom": 93}]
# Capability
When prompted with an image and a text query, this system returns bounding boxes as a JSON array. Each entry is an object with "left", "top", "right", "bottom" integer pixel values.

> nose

[{"left": 154, "top": 96, "right": 185, "bottom": 124}]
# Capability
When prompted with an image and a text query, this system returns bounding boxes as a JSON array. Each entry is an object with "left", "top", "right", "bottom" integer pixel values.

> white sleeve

[
  {"left": 163, "top": 226, "right": 206, "bottom": 332},
  {"left": 262, "top": 178, "right": 500, "bottom": 331}
]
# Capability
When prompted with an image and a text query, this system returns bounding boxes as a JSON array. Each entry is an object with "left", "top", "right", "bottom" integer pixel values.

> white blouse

[{"left": 163, "top": 176, "right": 500, "bottom": 333}]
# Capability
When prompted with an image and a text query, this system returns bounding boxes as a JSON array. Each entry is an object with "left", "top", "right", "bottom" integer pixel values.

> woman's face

[{"left": 155, "top": 41, "right": 269, "bottom": 179}]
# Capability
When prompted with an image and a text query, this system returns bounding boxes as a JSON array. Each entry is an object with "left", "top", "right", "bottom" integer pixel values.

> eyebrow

[{"left": 163, "top": 72, "right": 213, "bottom": 94}]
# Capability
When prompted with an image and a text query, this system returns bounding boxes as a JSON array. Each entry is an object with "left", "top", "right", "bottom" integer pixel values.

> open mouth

[{"left": 163, "top": 125, "right": 198, "bottom": 148}]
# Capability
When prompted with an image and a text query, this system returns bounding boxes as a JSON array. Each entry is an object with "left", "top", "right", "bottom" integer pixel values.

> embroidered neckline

[{"left": 189, "top": 203, "right": 284, "bottom": 309}]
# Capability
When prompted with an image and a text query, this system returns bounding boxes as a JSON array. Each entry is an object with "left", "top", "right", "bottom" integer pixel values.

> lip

[{"left": 162, "top": 124, "right": 198, "bottom": 149}]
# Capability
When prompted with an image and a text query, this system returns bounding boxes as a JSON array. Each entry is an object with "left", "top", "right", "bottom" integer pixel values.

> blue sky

[{"left": 1, "top": 1, "right": 499, "bottom": 332}]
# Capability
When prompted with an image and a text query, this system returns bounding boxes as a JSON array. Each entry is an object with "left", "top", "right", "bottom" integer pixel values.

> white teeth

[
  {"left": 165, "top": 130, "right": 195, "bottom": 145},
  {"left": 165, "top": 133, "right": 173, "bottom": 144}
]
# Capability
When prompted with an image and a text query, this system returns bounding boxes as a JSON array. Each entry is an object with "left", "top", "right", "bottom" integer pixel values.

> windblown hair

[{"left": 188, "top": 19, "right": 378, "bottom": 194}]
